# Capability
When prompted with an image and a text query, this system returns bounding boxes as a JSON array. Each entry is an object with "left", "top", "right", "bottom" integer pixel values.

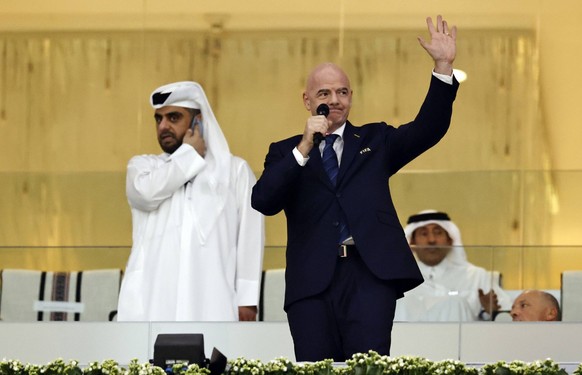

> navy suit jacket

[{"left": 252, "top": 75, "right": 459, "bottom": 309}]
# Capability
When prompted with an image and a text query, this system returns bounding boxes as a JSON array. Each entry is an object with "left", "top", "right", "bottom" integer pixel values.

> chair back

[
  {"left": 0, "top": 268, "right": 122, "bottom": 321},
  {"left": 561, "top": 270, "right": 582, "bottom": 321},
  {"left": 258, "top": 268, "right": 286, "bottom": 322}
]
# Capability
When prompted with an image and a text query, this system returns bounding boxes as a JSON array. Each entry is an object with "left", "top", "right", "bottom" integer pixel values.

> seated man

[
  {"left": 394, "top": 210, "right": 511, "bottom": 321},
  {"left": 511, "top": 289, "right": 561, "bottom": 321}
]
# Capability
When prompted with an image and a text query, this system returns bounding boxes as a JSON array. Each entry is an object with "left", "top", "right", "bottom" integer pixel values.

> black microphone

[{"left": 313, "top": 103, "right": 330, "bottom": 146}]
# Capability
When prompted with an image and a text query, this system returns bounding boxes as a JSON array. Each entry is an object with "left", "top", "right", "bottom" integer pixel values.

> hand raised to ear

[{"left": 183, "top": 125, "right": 207, "bottom": 158}]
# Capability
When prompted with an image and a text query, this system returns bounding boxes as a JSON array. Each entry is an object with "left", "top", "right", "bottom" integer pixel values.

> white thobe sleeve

[
  {"left": 126, "top": 144, "right": 206, "bottom": 212},
  {"left": 233, "top": 158, "right": 265, "bottom": 307}
]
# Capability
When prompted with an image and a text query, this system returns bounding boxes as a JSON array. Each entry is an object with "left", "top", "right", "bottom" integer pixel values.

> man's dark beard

[{"left": 159, "top": 132, "right": 183, "bottom": 154}]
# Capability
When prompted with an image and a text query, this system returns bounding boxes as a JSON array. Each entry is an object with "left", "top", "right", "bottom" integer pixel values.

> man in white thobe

[
  {"left": 394, "top": 210, "right": 511, "bottom": 321},
  {"left": 117, "top": 81, "right": 264, "bottom": 321}
]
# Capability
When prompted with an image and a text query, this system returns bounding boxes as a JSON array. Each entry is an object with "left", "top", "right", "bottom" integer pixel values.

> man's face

[
  {"left": 303, "top": 65, "right": 352, "bottom": 132},
  {"left": 511, "top": 291, "right": 556, "bottom": 321},
  {"left": 154, "top": 106, "right": 192, "bottom": 154},
  {"left": 410, "top": 223, "right": 453, "bottom": 267}
]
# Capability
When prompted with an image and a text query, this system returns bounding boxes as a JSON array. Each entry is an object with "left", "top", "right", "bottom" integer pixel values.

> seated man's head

[
  {"left": 510, "top": 289, "right": 561, "bottom": 322},
  {"left": 410, "top": 223, "right": 452, "bottom": 266},
  {"left": 404, "top": 210, "right": 464, "bottom": 267}
]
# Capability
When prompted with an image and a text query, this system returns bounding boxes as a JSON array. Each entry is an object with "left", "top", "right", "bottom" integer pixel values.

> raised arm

[{"left": 126, "top": 144, "right": 206, "bottom": 212}]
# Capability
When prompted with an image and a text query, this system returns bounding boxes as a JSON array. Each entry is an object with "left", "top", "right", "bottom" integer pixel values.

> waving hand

[{"left": 418, "top": 15, "right": 457, "bottom": 76}]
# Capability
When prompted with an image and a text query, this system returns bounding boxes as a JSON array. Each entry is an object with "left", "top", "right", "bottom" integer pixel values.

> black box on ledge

[{"left": 153, "top": 333, "right": 206, "bottom": 369}]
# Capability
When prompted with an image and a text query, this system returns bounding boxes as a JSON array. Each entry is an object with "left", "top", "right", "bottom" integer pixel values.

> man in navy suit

[{"left": 251, "top": 15, "right": 459, "bottom": 362}]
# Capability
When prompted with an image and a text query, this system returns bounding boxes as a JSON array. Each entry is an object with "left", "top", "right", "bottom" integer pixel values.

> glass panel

[
  {"left": 2, "top": 245, "right": 578, "bottom": 322},
  {"left": 262, "top": 245, "right": 582, "bottom": 322},
  {"left": 0, "top": 246, "right": 130, "bottom": 272}
]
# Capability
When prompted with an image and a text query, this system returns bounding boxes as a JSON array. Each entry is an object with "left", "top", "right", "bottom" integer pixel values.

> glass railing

[
  {"left": 1, "top": 169, "right": 582, "bottom": 248},
  {"left": 0, "top": 246, "right": 131, "bottom": 272},
  {"left": 263, "top": 245, "right": 582, "bottom": 321},
  {"left": 0, "top": 169, "right": 581, "bottom": 322},
  {"left": 1, "top": 245, "right": 581, "bottom": 322}
]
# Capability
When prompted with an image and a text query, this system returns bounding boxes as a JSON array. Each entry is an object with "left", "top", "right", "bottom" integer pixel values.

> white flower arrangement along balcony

[{"left": 0, "top": 352, "right": 577, "bottom": 375}]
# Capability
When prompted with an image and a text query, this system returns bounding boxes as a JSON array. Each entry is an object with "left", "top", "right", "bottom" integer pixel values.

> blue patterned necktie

[
  {"left": 322, "top": 134, "right": 339, "bottom": 186},
  {"left": 322, "top": 134, "right": 350, "bottom": 243}
]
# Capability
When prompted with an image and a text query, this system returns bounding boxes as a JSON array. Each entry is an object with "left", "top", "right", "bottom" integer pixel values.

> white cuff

[
  {"left": 432, "top": 70, "right": 454, "bottom": 85},
  {"left": 292, "top": 147, "right": 309, "bottom": 166}
]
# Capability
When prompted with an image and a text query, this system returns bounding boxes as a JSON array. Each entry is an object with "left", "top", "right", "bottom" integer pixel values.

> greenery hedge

[{"left": 1, "top": 351, "right": 580, "bottom": 375}]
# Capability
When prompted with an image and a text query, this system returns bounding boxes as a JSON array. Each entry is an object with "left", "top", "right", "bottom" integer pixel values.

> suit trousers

[{"left": 286, "top": 247, "right": 398, "bottom": 362}]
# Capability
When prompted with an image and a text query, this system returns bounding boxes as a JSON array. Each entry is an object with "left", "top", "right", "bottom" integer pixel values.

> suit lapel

[
  {"left": 338, "top": 122, "right": 362, "bottom": 185},
  {"left": 308, "top": 143, "right": 335, "bottom": 189}
]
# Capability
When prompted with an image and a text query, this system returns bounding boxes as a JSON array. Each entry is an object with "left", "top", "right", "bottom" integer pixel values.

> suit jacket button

[
  {"left": 336, "top": 193, "right": 341, "bottom": 198},
  {"left": 333, "top": 221, "right": 339, "bottom": 227}
]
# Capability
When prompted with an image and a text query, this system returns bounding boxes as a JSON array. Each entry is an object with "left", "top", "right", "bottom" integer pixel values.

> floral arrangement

[
  {"left": 481, "top": 359, "right": 569, "bottom": 375},
  {"left": 345, "top": 351, "right": 479, "bottom": 375},
  {"left": 0, "top": 352, "right": 572, "bottom": 375}
]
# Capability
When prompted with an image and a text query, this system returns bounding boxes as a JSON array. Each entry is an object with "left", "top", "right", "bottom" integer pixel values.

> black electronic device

[
  {"left": 191, "top": 117, "right": 203, "bottom": 135},
  {"left": 208, "top": 347, "right": 228, "bottom": 375},
  {"left": 153, "top": 334, "right": 206, "bottom": 369},
  {"left": 152, "top": 334, "right": 227, "bottom": 375}
]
